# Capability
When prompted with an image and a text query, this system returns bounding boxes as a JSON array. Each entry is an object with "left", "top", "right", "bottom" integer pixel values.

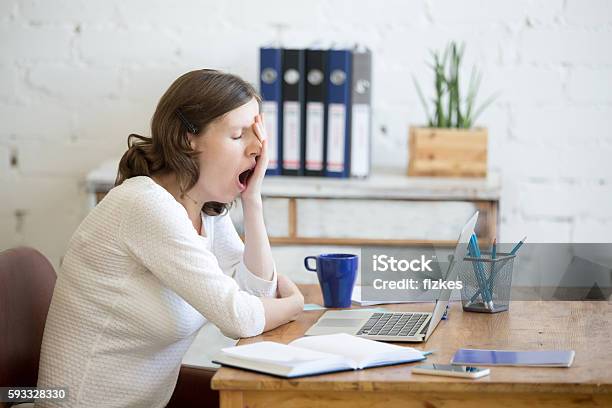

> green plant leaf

[
  {"left": 469, "top": 91, "right": 500, "bottom": 127},
  {"left": 441, "top": 44, "right": 450, "bottom": 69},
  {"left": 464, "top": 67, "right": 482, "bottom": 126},
  {"left": 412, "top": 75, "right": 432, "bottom": 126},
  {"left": 416, "top": 41, "right": 498, "bottom": 129}
]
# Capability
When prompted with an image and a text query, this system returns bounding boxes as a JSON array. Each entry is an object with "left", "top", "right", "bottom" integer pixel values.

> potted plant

[{"left": 408, "top": 42, "right": 497, "bottom": 178}]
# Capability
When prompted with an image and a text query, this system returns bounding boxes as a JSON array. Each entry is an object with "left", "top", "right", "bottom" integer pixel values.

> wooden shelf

[{"left": 87, "top": 160, "right": 501, "bottom": 247}]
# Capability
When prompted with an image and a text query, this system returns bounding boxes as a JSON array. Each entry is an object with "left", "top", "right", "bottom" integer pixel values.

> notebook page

[
  {"left": 290, "top": 333, "right": 423, "bottom": 368},
  {"left": 221, "top": 341, "right": 343, "bottom": 366}
]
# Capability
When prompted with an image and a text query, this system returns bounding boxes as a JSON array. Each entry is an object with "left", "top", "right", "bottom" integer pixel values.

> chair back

[{"left": 0, "top": 247, "right": 56, "bottom": 390}]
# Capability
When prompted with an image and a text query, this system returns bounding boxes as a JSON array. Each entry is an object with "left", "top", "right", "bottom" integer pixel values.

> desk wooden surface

[{"left": 212, "top": 285, "right": 612, "bottom": 407}]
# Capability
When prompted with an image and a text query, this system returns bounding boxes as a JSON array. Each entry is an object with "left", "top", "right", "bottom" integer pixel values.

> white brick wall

[
  {"left": 567, "top": 67, "right": 612, "bottom": 103},
  {"left": 1, "top": 0, "right": 611, "bottom": 271}
]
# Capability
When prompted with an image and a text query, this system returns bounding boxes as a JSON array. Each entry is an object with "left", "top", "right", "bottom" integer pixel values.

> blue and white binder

[
  {"left": 350, "top": 49, "right": 372, "bottom": 178},
  {"left": 259, "top": 47, "right": 283, "bottom": 175},
  {"left": 325, "top": 49, "right": 352, "bottom": 178}
]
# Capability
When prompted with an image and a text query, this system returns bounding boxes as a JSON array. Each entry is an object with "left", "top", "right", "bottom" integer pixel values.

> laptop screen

[{"left": 425, "top": 211, "right": 479, "bottom": 340}]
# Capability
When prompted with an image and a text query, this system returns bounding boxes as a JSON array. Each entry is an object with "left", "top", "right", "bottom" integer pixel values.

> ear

[{"left": 186, "top": 132, "right": 196, "bottom": 150}]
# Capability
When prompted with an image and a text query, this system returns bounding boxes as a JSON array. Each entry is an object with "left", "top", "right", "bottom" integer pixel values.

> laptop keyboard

[{"left": 356, "top": 312, "right": 430, "bottom": 338}]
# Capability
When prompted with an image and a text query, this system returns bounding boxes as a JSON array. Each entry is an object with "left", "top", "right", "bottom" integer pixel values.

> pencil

[{"left": 510, "top": 236, "right": 527, "bottom": 255}]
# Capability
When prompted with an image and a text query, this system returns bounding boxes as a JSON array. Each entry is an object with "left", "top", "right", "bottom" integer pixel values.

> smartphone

[{"left": 412, "top": 364, "right": 490, "bottom": 379}]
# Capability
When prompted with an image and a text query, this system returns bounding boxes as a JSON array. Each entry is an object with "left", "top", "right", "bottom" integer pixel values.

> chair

[
  {"left": 166, "top": 366, "right": 219, "bottom": 408},
  {"left": 0, "top": 247, "right": 218, "bottom": 408},
  {"left": 0, "top": 247, "right": 56, "bottom": 408}
]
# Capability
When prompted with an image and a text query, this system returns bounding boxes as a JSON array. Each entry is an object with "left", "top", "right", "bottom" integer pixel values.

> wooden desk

[{"left": 212, "top": 285, "right": 612, "bottom": 408}]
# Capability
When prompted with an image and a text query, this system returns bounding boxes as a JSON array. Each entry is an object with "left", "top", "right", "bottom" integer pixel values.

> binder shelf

[{"left": 87, "top": 161, "right": 501, "bottom": 248}]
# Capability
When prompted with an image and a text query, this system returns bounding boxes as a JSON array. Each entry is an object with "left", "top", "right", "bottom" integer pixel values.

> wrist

[
  {"left": 241, "top": 195, "right": 263, "bottom": 209},
  {"left": 291, "top": 292, "right": 304, "bottom": 311}
]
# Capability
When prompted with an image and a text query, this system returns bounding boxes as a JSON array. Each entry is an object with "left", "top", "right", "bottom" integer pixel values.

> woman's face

[{"left": 189, "top": 97, "right": 261, "bottom": 203}]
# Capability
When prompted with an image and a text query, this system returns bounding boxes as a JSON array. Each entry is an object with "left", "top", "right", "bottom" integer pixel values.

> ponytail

[{"left": 115, "top": 134, "right": 157, "bottom": 186}]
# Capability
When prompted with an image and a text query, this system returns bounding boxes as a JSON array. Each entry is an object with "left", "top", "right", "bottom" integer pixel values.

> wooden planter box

[{"left": 408, "top": 126, "right": 488, "bottom": 178}]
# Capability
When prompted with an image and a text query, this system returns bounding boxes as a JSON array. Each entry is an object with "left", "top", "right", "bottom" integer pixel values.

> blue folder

[
  {"left": 259, "top": 47, "right": 283, "bottom": 175},
  {"left": 325, "top": 49, "right": 352, "bottom": 178}
]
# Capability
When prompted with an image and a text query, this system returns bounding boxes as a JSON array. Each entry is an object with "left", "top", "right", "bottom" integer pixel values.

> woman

[{"left": 36, "top": 69, "right": 304, "bottom": 407}]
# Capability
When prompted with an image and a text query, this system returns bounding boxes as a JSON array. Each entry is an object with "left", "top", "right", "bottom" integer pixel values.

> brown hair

[{"left": 116, "top": 69, "right": 260, "bottom": 215}]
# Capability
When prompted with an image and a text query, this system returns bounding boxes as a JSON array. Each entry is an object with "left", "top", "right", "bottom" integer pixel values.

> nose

[{"left": 246, "top": 131, "right": 262, "bottom": 157}]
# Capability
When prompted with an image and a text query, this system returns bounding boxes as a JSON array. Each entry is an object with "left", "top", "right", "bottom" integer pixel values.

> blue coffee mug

[{"left": 304, "top": 253, "right": 358, "bottom": 308}]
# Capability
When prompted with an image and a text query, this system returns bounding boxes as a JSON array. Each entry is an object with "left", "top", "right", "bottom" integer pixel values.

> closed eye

[{"left": 231, "top": 133, "right": 243, "bottom": 140}]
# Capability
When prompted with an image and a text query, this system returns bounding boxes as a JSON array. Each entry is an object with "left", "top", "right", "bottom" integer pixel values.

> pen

[
  {"left": 486, "top": 236, "right": 523, "bottom": 299},
  {"left": 510, "top": 236, "right": 527, "bottom": 255},
  {"left": 475, "top": 235, "right": 494, "bottom": 309},
  {"left": 470, "top": 255, "right": 512, "bottom": 305},
  {"left": 469, "top": 235, "right": 493, "bottom": 309}
]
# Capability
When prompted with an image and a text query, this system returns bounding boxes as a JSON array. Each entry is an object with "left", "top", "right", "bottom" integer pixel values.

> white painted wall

[{"left": 1, "top": 0, "right": 611, "bottom": 273}]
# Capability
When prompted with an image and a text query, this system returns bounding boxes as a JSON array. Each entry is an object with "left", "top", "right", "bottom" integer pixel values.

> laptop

[{"left": 305, "top": 211, "right": 479, "bottom": 342}]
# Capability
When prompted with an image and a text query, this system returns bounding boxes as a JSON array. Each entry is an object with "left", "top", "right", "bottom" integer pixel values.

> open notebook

[{"left": 212, "top": 333, "right": 425, "bottom": 378}]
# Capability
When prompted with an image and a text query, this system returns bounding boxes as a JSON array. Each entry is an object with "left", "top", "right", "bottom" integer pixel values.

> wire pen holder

[{"left": 458, "top": 252, "right": 515, "bottom": 313}]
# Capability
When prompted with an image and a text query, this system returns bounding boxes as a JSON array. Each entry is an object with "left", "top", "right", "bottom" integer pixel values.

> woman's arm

[
  {"left": 216, "top": 197, "right": 303, "bottom": 331},
  {"left": 241, "top": 197, "right": 274, "bottom": 281},
  {"left": 261, "top": 275, "right": 304, "bottom": 331},
  {"left": 239, "top": 114, "right": 304, "bottom": 331},
  {"left": 121, "top": 190, "right": 267, "bottom": 339},
  {"left": 212, "top": 209, "right": 277, "bottom": 298},
  {"left": 241, "top": 114, "right": 274, "bottom": 281}
]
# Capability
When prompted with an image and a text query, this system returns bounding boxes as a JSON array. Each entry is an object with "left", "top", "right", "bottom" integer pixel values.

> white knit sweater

[{"left": 36, "top": 176, "right": 277, "bottom": 408}]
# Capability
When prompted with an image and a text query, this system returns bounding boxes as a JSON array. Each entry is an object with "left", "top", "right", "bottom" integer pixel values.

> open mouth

[{"left": 237, "top": 168, "right": 253, "bottom": 190}]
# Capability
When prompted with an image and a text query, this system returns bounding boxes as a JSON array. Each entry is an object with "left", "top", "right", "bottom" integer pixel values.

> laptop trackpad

[{"left": 317, "top": 319, "right": 363, "bottom": 328}]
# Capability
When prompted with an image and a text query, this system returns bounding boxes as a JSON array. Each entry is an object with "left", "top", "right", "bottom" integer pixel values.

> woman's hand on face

[{"left": 241, "top": 114, "right": 268, "bottom": 203}]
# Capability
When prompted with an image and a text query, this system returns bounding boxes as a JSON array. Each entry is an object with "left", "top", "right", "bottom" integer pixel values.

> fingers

[
  {"left": 252, "top": 124, "right": 263, "bottom": 147},
  {"left": 252, "top": 114, "right": 266, "bottom": 144},
  {"left": 248, "top": 138, "right": 268, "bottom": 182}
]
